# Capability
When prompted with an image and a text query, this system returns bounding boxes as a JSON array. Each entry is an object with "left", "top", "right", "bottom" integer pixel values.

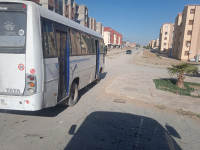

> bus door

[
  {"left": 95, "top": 40, "right": 100, "bottom": 78},
  {"left": 55, "top": 30, "right": 69, "bottom": 102}
]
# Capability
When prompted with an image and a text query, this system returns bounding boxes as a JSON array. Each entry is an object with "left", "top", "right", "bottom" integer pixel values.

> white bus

[{"left": 0, "top": 1, "right": 106, "bottom": 111}]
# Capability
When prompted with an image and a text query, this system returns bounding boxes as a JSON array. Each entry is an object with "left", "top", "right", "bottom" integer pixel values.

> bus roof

[{"left": 0, "top": 0, "right": 103, "bottom": 39}]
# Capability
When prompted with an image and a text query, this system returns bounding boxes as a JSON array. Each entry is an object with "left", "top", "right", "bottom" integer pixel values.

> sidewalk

[{"left": 105, "top": 49, "right": 200, "bottom": 116}]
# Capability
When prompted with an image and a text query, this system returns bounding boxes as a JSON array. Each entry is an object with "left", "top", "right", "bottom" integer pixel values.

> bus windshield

[{"left": 0, "top": 11, "right": 26, "bottom": 53}]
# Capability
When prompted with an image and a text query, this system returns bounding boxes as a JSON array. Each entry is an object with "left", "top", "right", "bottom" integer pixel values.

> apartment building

[
  {"left": 103, "top": 27, "right": 122, "bottom": 48},
  {"left": 172, "top": 13, "right": 182, "bottom": 58},
  {"left": 96, "top": 22, "right": 104, "bottom": 36},
  {"left": 173, "top": 5, "right": 200, "bottom": 61},
  {"left": 60, "top": 0, "right": 76, "bottom": 20},
  {"left": 149, "top": 39, "right": 159, "bottom": 49},
  {"left": 76, "top": 5, "right": 89, "bottom": 27},
  {"left": 89, "top": 17, "right": 96, "bottom": 31},
  {"left": 159, "top": 23, "right": 174, "bottom": 53},
  {"left": 149, "top": 40, "right": 156, "bottom": 49},
  {"left": 156, "top": 39, "right": 159, "bottom": 48},
  {"left": 39, "top": 0, "right": 56, "bottom": 11}
]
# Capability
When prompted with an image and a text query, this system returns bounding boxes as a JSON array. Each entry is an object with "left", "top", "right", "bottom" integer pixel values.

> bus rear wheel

[{"left": 68, "top": 82, "right": 79, "bottom": 107}]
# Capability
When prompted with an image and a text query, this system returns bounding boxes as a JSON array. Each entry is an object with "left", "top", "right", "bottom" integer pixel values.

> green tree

[{"left": 167, "top": 63, "right": 198, "bottom": 88}]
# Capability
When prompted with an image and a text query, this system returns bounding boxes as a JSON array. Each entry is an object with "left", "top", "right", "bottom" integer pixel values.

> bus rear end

[{"left": 0, "top": 2, "right": 43, "bottom": 111}]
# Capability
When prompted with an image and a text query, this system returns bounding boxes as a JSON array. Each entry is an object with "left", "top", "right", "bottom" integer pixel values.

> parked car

[{"left": 126, "top": 50, "right": 132, "bottom": 54}]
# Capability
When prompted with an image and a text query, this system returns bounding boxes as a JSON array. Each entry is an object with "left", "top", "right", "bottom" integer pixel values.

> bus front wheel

[{"left": 68, "top": 83, "right": 79, "bottom": 107}]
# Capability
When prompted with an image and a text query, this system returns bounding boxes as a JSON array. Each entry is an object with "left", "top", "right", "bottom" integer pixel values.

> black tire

[{"left": 68, "top": 83, "right": 79, "bottom": 107}]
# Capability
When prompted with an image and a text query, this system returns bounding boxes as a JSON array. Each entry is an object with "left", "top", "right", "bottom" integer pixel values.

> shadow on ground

[{"left": 65, "top": 111, "right": 182, "bottom": 150}]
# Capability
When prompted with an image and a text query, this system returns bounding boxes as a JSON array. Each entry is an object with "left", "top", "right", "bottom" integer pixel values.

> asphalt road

[{"left": 0, "top": 48, "right": 200, "bottom": 150}]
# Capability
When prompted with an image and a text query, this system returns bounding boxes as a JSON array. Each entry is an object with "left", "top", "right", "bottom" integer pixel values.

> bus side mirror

[{"left": 104, "top": 46, "right": 107, "bottom": 55}]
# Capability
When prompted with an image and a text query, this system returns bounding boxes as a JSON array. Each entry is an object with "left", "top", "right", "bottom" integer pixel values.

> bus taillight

[
  {"left": 28, "top": 75, "right": 35, "bottom": 81},
  {"left": 24, "top": 74, "right": 37, "bottom": 96},
  {"left": 23, "top": 4, "right": 26, "bottom": 9},
  {"left": 29, "top": 82, "right": 35, "bottom": 87}
]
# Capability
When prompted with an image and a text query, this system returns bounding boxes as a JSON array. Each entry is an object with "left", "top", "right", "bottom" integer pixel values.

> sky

[{"left": 75, "top": 0, "right": 200, "bottom": 45}]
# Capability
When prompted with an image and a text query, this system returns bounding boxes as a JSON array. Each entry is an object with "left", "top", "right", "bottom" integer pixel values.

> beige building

[
  {"left": 149, "top": 39, "right": 159, "bottom": 49},
  {"left": 64, "top": 0, "right": 76, "bottom": 20},
  {"left": 89, "top": 17, "right": 96, "bottom": 31},
  {"left": 159, "top": 23, "right": 174, "bottom": 52},
  {"left": 173, "top": 5, "right": 200, "bottom": 61},
  {"left": 76, "top": 5, "right": 89, "bottom": 27},
  {"left": 96, "top": 22, "right": 103, "bottom": 36},
  {"left": 172, "top": 13, "right": 182, "bottom": 58},
  {"left": 103, "top": 31, "right": 111, "bottom": 46},
  {"left": 39, "top": 0, "right": 76, "bottom": 20},
  {"left": 40, "top": 0, "right": 56, "bottom": 11},
  {"left": 156, "top": 39, "right": 159, "bottom": 47}
]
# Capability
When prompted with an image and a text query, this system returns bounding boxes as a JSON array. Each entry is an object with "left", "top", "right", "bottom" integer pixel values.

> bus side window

[
  {"left": 70, "top": 29, "right": 77, "bottom": 55},
  {"left": 41, "top": 20, "right": 57, "bottom": 58},
  {"left": 91, "top": 37, "right": 96, "bottom": 54},
  {"left": 86, "top": 34, "right": 92, "bottom": 55},
  {"left": 100, "top": 39, "right": 104, "bottom": 54},
  {"left": 74, "top": 31, "right": 81, "bottom": 55},
  {"left": 80, "top": 33, "right": 88, "bottom": 55}
]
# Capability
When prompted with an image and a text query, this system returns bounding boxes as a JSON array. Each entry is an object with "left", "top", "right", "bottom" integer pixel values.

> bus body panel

[
  {"left": 0, "top": 54, "right": 25, "bottom": 96},
  {"left": 43, "top": 58, "right": 59, "bottom": 108},
  {"left": 70, "top": 55, "right": 97, "bottom": 90}
]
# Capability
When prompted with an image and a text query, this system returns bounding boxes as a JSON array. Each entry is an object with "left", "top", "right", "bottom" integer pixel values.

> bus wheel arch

[{"left": 68, "top": 78, "right": 79, "bottom": 107}]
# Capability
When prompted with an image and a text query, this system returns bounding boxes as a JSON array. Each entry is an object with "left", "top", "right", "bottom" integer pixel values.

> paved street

[{"left": 0, "top": 48, "right": 200, "bottom": 150}]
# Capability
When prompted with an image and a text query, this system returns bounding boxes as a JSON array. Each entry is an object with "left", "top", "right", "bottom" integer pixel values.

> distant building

[
  {"left": 173, "top": 5, "right": 200, "bottom": 61},
  {"left": 96, "top": 22, "right": 103, "bottom": 35},
  {"left": 156, "top": 39, "right": 159, "bottom": 47},
  {"left": 89, "top": 17, "right": 96, "bottom": 31},
  {"left": 103, "top": 27, "right": 122, "bottom": 48},
  {"left": 76, "top": 5, "right": 89, "bottom": 27},
  {"left": 149, "top": 39, "right": 159, "bottom": 49},
  {"left": 159, "top": 23, "right": 174, "bottom": 53}
]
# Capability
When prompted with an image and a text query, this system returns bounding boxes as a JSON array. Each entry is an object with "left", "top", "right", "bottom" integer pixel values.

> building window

[
  {"left": 190, "top": 9, "right": 195, "bottom": 14},
  {"left": 164, "top": 37, "right": 167, "bottom": 40},
  {"left": 189, "top": 20, "right": 194, "bottom": 25},
  {"left": 165, "top": 32, "right": 168, "bottom": 35},
  {"left": 165, "top": 25, "right": 168, "bottom": 32},
  {"left": 187, "top": 30, "right": 192, "bottom": 35},
  {"left": 164, "top": 43, "right": 166, "bottom": 46},
  {"left": 186, "top": 41, "right": 191, "bottom": 47}
]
